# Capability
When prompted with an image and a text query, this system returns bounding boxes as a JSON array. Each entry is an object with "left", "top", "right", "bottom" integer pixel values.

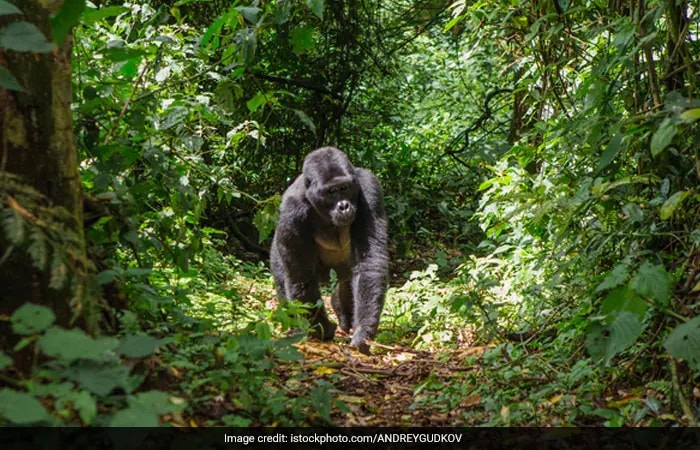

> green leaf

[
  {"left": 235, "top": 6, "right": 260, "bottom": 24},
  {"left": 51, "top": 0, "right": 85, "bottom": 45},
  {"left": 102, "top": 47, "right": 146, "bottom": 62},
  {"left": 69, "top": 390, "right": 97, "bottom": 425},
  {"left": 444, "top": 14, "right": 465, "bottom": 32},
  {"left": 246, "top": 92, "right": 267, "bottom": 112},
  {"left": 40, "top": 327, "right": 118, "bottom": 362},
  {"left": 664, "top": 316, "right": 700, "bottom": 370},
  {"left": 586, "top": 312, "right": 643, "bottom": 365},
  {"left": 110, "top": 406, "right": 159, "bottom": 427},
  {"left": 95, "top": 269, "right": 118, "bottom": 285},
  {"left": 273, "top": 344, "right": 303, "bottom": 362},
  {"left": 310, "top": 387, "right": 332, "bottom": 423},
  {"left": 0, "top": 351, "right": 12, "bottom": 370},
  {"left": 622, "top": 202, "right": 644, "bottom": 222},
  {"left": 304, "top": 0, "right": 324, "bottom": 19},
  {"left": 201, "top": 16, "right": 224, "bottom": 50},
  {"left": 0, "top": 21, "right": 54, "bottom": 52},
  {"left": 80, "top": 6, "right": 129, "bottom": 25},
  {"left": 0, "top": 0, "right": 21, "bottom": 15},
  {"left": 0, "top": 389, "right": 50, "bottom": 424},
  {"left": 253, "top": 194, "right": 280, "bottom": 243},
  {"left": 680, "top": 108, "right": 700, "bottom": 122},
  {"left": 290, "top": 26, "right": 315, "bottom": 54},
  {"left": 595, "top": 262, "right": 631, "bottom": 292},
  {"left": 11, "top": 303, "right": 55, "bottom": 335},
  {"left": 630, "top": 262, "right": 671, "bottom": 306},
  {"left": 596, "top": 133, "right": 624, "bottom": 172},
  {"left": 117, "top": 334, "right": 162, "bottom": 358},
  {"left": 600, "top": 286, "right": 648, "bottom": 320},
  {"left": 294, "top": 109, "right": 317, "bottom": 134},
  {"left": 131, "top": 391, "right": 182, "bottom": 414},
  {"left": 68, "top": 363, "right": 131, "bottom": 396},
  {"left": 650, "top": 118, "right": 677, "bottom": 156},
  {"left": 0, "top": 65, "right": 23, "bottom": 91},
  {"left": 161, "top": 105, "right": 188, "bottom": 130},
  {"left": 659, "top": 190, "right": 689, "bottom": 220}
]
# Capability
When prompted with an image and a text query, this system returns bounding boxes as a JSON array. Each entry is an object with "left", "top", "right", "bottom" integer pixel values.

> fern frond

[{"left": 27, "top": 228, "right": 49, "bottom": 270}]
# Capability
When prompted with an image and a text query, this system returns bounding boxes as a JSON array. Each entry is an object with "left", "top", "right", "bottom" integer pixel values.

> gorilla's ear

[{"left": 305, "top": 176, "right": 312, "bottom": 188}]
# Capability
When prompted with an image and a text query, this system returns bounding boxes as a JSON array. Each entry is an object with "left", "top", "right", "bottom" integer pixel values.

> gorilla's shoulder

[
  {"left": 279, "top": 175, "right": 310, "bottom": 222},
  {"left": 355, "top": 168, "right": 384, "bottom": 207}
]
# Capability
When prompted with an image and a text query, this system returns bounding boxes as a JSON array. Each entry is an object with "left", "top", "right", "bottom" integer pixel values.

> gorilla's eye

[{"left": 329, "top": 184, "right": 350, "bottom": 194}]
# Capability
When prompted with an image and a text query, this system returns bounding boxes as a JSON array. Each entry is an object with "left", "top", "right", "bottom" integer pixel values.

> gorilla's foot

[{"left": 309, "top": 320, "right": 337, "bottom": 341}]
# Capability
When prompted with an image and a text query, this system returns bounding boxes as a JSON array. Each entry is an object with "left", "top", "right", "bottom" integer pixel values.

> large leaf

[
  {"left": 0, "top": 351, "right": 11, "bottom": 370},
  {"left": 80, "top": 6, "right": 129, "bottom": 26},
  {"left": 290, "top": 26, "right": 315, "bottom": 54},
  {"left": 304, "top": 0, "right": 324, "bottom": 19},
  {"left": 161, "top": 105, "right": 188, "bottom": 130},
  {"left": 600, "top": 286, "right": 648, "bottom": 320},
  {"left": 68, "top": 363, "right": 131, "bottom": 396},
  {"left": 0, "top": 21, "right": 54, "bottom": 52},
  {"left": 630, "top": 262, "right": 671, "bottom": 306},
  {"left": 650, "top": 118, "right": 676, "bottom": 156},
  {"left": 40, "top": 327, "right": 118, "bottom": 362},
  {"left": 110, "top": 391, "right": 182, "bottom": 426},
  {"left": 596, "top": 133, "right": 624, "bottom": 172},
  {"left": 110, "top": 406, "right": 159, "bottom": 427},
  {"left": 0, "top": 66, "right": 23, "bottom": 91},
  {"left": 0, "top": 389, "right": 50, "bottom": 424},
  {"left": 595, "top": 262, "right": 631, "bottom": 292},
  {"left": 11, "top": 303, "right": 55, "bottom": 335},
  {"left": 131, "top": 391, "right": 183, "bottom": 414},
  {"left": 246, "top": 92, "right": 267, "bottom": 112},
  {"left": 69, "top": 390, "right": 97, "bottom": 425},
  {"left": 117, "top": 334, "right": 162, "bottom": 358},
  {"left": 680, "top": 108, "right": 700, "bottom": 122},
  {"left": 294, "top": 109, "right": 316, "bottom": 134},
  {"left": 587, "top": 312, "right": 643, "bottom": 365},
  {"left": 200, "top": 16, "right": 224, "bottom": 50},
  {"left": 0, "top": 0, "right": 21, "bottom": 15},
  {"left": 310, "top": 387, "right": 332, "bottom": 423},
  {"left": 664, "top": 316, "right": 700, "bottom": 371},
  {"left": 659, "top": 190, "right": 689, "bottom": 220},
  {"left": 51, "top": 0, "right": 85, "bottom": 45},
  {"left": 235, "top": 6, "right": 260, "bottom": 24}
]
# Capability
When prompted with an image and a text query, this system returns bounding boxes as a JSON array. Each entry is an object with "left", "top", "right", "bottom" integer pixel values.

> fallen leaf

[
  {"left": 461, "top": 394, "right": 481, "bottom": 407},
  {"left": 549, "top": 394, "right": 564, "bottom": 404},
  {"left": 314, "top": 365, "right": 337, "bottom": 375}
]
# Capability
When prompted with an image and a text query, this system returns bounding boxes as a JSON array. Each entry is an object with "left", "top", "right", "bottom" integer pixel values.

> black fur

[{"left": 270, "top": 147, "right": 389, "bottom": 353}]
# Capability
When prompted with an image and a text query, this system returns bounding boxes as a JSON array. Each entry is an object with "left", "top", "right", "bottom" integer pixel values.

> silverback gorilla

[{"left": 270, "top": 147, "right": 389, "bottom": 354}]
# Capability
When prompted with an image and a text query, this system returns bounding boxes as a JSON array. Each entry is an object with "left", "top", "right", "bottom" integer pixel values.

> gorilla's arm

[
  {"left": 348, "top": 168, "right": 389, "bottom": 349},
  {"left": 270, "top": 177, "right": 336, "bottom": 339}
]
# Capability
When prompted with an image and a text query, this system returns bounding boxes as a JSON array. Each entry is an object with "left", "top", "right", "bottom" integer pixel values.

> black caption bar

[{"left": 1, "top": 427, "right": 699, "bottom": 450}]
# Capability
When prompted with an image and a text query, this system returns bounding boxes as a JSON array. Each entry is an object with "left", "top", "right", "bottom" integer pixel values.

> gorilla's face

[{"left": 303, "top": 148, "right": 359, "bottom": 227}]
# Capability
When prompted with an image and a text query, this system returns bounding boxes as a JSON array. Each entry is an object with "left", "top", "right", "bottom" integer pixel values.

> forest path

[{"left": 281, "top": 339, "right": 488, "bottom": 426}]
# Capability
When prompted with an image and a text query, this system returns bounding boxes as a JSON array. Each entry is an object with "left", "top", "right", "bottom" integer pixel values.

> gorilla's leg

[
  {"left": 284, "top": 278, "right": 337, "bottom": 341},
  {"left": 331, "top": 278, "right": 353, "bottom": 333},
  {"left": 350, "top": 268, "right": 386, "bottom": 353}
]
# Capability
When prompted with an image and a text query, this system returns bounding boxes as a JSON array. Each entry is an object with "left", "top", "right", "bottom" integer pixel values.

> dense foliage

[{"left": 0, "top": 0, "right": 698, "bottom": 426}]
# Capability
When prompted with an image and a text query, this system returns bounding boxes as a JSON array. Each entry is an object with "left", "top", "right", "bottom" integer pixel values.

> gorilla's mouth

[{"left": 332, "top": 210, "right": 355, "bottom": 227}]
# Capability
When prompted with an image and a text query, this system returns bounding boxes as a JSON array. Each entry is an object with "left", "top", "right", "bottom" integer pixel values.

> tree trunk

[{"left": 0, "top": 0, "right": 88, "bottom": 368}]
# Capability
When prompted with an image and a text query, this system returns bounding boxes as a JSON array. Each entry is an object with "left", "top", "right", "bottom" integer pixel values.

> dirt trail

[{"left": 284, "top": 340, "right": 487, "bottom": 426}]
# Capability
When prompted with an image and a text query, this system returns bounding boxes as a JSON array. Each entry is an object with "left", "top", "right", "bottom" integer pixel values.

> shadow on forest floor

[{"left": 282, "top": 339, "right": 487, "bottom": 426}]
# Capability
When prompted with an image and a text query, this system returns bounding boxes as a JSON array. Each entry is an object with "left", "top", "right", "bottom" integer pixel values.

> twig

[
  {"left": 367, "top": 340, "right": 424, "bottom": 354},
  {"left": 670, "top": 357, "right": 697, "bottom": 426},
  {"left": 104, "top": 64, "right": 149, "bottom": 143}
]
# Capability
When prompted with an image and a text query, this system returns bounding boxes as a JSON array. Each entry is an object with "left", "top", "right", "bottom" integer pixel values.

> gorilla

[{"left": 270, "top": 147, "right": 389, "bottom": 354}]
